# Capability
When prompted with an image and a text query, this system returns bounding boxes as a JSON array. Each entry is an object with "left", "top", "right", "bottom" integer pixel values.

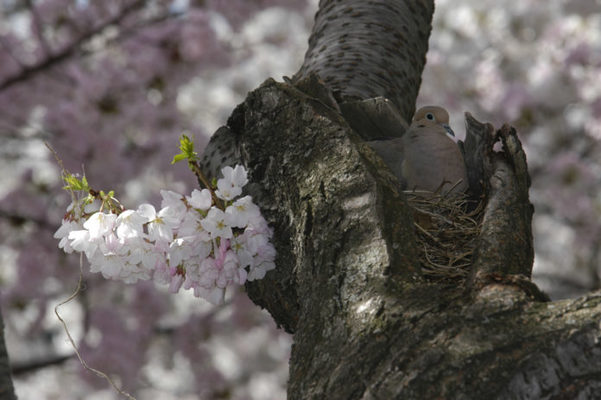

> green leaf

[
  {"left": 63, "top": 173, "right": 88, "bottom": 191},
  {"left": 171, "top": 153, "right": 188, "bottom": 164},
  {"left": 172, "top": 134, "right": 199, "bottom": 164}
]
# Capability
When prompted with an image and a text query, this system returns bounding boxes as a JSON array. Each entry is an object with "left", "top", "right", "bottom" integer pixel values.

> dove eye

[{"left": 425, "top": 113, "right": 435, "bottom": 121}]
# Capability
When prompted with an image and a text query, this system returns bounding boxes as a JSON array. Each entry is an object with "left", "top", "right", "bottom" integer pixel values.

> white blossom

[
  {"left": 160, "top": 190, "right": 187, "bottom": 221},
  {"left": 115, "top": 209, "right": 146, "bottom": 240},
  {"left": 225, "top": 195, "right": 261, "bottom": 228},
  {"left": 54, "top": 220, "right": 82, "bottom": 253},
  {"left": 55, "top": 164, "right": 276, "bottom": 306},
  {"left": 178, "top": 210, "right": 210, "bottom": 238},
  {"left": 201, "top": 207, "right": 233, "bottom": 239},
  {"left": 248, "top": 261, "right": 275, "bottom": 281},
  {"left": 231, "top": 233, "right": 253, "bottom": 268},
  {"left": 89, "top": 252, "right": 123, "bottom": 280},
  {"left": 83, "top": 212, "right": 117, "bottom": 240},
  {"left": 68, "top": 229, "right": 98, "bottom": 259},
  {"left": 167, "top": 236, "right": 210, "bottom": 267},
  {"left": 187, "top": 188, "right": 212, "bottom": 210},
  {"left": 197, "top": 257, "right": 219, "bottom": 288},
  {"left": 215, "top": 165, "right": 248, "bottom": 200},
  {"left": 137, "top": 203, "right": 179, "bottom": 242}
]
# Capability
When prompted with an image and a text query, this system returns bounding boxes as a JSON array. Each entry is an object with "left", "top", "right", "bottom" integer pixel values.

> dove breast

[{"left": 367, "top": 106, "right": 468, "bottom": 195}]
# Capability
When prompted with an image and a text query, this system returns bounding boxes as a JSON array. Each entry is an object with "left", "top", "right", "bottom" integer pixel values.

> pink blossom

[{"left": 168, "top": 270, "right": 185, "bottom": 294}]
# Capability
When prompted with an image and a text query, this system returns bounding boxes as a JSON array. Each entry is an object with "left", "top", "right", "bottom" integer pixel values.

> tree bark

[
  {"left": 293, "top": 0, "right": 434, "bottom": 132},
  {"left": 0, "top": 308, "right": 17, "bottom": 400},
  {"left": 199, "top": 0, "right": 601, "bottom": 398}
]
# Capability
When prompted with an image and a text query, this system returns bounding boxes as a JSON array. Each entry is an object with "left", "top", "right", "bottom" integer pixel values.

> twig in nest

[{"left": 414, "top": 221, "right": 440, "bottom": 243}]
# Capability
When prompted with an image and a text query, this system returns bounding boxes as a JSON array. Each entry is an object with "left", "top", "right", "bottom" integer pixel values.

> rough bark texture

[
  {"left": 201, "top": 80, "right": 419, "bottom": 335},
  {"left": 460, "top": 117, "right": 542, "bottom": 300},
  {"left": 293, "top": 0, "right": 434, "bottom": 124},
  {"left": 197, "top": 0, "right": 601, "bottom": 398},
  {"left": 200, "top": 79, "right": 601, "bottom": 399},
  {"left": 0, "top": 308, "right": 16, "bottom": 400}
]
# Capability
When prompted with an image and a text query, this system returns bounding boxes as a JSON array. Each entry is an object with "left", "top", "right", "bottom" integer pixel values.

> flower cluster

[{"left": 54, "top": 165, "right": 275, "bottom": 305}]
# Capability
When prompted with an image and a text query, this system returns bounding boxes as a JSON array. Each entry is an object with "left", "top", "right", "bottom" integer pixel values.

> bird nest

[{"left": 405, "top": 191, "right": 484, "bottom": 282}]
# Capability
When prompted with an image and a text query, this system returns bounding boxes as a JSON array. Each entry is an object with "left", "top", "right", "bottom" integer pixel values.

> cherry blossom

[
  {"left": 53, "top": 220, "right": 82, "bottom": 253},
  {"left": 226, "top": 195, "right": 261, "bottom": 228},
  {"left": 137, "top": 203, "right": 179, "bottom": 243},
  {"left": 55, "top": 165, "right": 276, "bottom": 305},
  {"left": 216, "top": 165, "right": 248, "bottom": 200},
  {"left": 84, "top": 212, "right": 117, "bottom": 241},
  {"left": 187, "top": 188, "right": 213, "bottom": 210},
  {"left": 115, "top": 209, "right": 146, "bottom": 240},
  {"left": 201, "top": 207, "right": 234, "bottom": 239}
]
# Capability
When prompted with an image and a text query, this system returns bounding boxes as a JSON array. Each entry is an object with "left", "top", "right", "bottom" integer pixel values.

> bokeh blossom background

[{"left": 1, "top": 0, "right": 600, "bottom": 398}]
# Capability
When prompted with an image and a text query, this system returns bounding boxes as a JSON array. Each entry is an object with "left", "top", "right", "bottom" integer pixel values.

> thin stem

[
  {"left": 189, "top": 160, "right": 224, "bottom": 209},
  {"left": 54, "top": 254, "right": 137, "bottom": 400}
]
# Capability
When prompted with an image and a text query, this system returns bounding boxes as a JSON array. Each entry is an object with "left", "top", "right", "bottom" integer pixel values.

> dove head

[{"left": 412, "top": 106, "right": 455, "bottom": 137}]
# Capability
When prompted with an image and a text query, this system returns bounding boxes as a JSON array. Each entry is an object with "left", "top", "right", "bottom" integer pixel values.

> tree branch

[
  {"left": 10, "top": 354, "right": 73, "bottom": 376},
  {"left": 293, "top": 0, "right": 435, "bottom": 123},
  {"left": 0, "top": 209, "right": 57, "bottom": 232},
  {"left": 0, "top": 0, "right": 146, "bottom": 91}
]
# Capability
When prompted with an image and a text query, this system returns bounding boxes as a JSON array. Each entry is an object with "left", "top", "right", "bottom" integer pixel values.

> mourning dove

[{"left": 367, "top": 106, "right": 468, "bottom": 195}]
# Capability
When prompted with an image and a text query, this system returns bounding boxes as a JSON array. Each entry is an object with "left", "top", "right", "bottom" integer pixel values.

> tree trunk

[
  {"left": 200, "top": 0, "right": 601, "bottom": 398},
  {"left": 0, "top": 308, "right": 16, "bottom": 400}
]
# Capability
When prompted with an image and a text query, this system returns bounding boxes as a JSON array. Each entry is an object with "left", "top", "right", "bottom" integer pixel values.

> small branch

[
  {"left": 54, "top": 254, "right": 136, "bottom": 399},
  {"left": 10, "top": 354, "right": 73, "bottom": 376},
  {"left": 0, "top": 209, "right": 56, "bottom": 231},
  {"left": 189, "top": 161, "right": 224, "bottom": 210}
]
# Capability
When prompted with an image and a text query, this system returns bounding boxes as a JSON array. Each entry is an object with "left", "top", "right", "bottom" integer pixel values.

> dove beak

[{"left": 443, "top": 124, "right": 455, "bottom": 137}]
